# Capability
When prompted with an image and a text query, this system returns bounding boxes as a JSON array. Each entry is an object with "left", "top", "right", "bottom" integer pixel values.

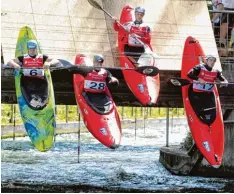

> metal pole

[
  {"left": 13, "top": 104, "right": 16, "bottom": 141},
  {"left": 135, "top": 107, "right": 137, "bottom": 140},
  {"left": 143, "top": 107, "right": 146, "bottom": 134},
  {"left": 66, "top": 105, "right": 68, "bottom": 123},
  {"left": 171, "top": 108, "right": 174, "bottom": 130},
  {"left": 10, "top": 104, "right": 14, "bottom": 123},
  {"left": 122, "top": 106, "right": 124, "bottom": 120},
  {"left": 77, "top": 108, "right": 81, "bottom": 163},
  {"left": 166, "top": 107, "right": 169, "bottom": 147}
]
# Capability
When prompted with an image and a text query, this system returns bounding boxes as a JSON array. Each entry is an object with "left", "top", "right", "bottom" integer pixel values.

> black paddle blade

[
  {"left": 68, "top": 66, "right": 93, "bottom": 75},
  {"left": 58, "top": 59, "right": 73, "bottom": 67},
  {"left": 167, "top": 77, "right": 191, "bottom": 87},
  {"left": 135, "top": 66, "right": 159, "bottom": 76},
  {"left": 87, "top": 0, "right": 103, "bottom": 10}
]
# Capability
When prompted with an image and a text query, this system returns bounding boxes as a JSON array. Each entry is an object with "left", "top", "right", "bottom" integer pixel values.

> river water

[{"left": 1, "top": 119, "right": 233, "bottom": 192}]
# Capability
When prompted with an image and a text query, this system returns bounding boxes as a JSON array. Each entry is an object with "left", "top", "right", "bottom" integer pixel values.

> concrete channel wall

[{"left": 2, "top": 0, "right": 220, "bottom": 70}]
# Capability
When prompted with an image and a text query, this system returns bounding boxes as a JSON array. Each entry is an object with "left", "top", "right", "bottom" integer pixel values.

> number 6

[{"left": 30, "top": 69, "right": 37, "bottom": 76}]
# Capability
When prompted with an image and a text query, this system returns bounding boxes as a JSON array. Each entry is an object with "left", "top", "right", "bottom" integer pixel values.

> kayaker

[
  {"left": 112, "top": 6, "right": 151, "bottom": 65},
  {"left": 187, "top": 55, "right": 228, "bottom": 120},
  {"left": 7, "top": 40, "right": 61, "bottom": 72},
  {"left": 187, "top": 55, "right": 228, "bottom": 90},
  {"left": 84, "top": 54, "right": 119, "bottom": 93}
]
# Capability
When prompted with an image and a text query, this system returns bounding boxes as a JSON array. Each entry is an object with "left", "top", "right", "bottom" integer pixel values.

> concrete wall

[{"left": 1, "top": 0, "right": 221, "bottom": 70}]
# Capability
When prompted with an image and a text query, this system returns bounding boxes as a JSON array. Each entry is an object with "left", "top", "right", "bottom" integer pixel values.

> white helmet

[
  {"left": 205, "top": 55, "right": 216, "bottom": 62},
  {"left": 135, "top": 6, "right": 145, "bottom": 14}
]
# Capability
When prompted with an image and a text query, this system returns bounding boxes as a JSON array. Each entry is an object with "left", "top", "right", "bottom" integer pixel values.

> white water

[{"left": 1, "top": 119, "right": 231, "bottom": 192}]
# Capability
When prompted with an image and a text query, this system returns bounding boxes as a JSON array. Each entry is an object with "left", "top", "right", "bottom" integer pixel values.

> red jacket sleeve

[
  {"left": 113, "top": 21, "right": 120, "bottom": 31},
  {"left": 141, "top": 30, "right": 151, "bottom": 45}
]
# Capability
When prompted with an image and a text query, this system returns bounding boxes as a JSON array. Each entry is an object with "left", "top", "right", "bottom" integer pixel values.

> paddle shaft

[
  {"left": 87, "top": 0, "right": 153, "bottom": 52},
  {"left": 169, "top": 77, "right": 234, "bottom": 86}
]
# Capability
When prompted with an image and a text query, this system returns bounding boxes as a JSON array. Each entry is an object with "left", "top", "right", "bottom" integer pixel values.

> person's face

[
  {"left": 206, "top": 58, "right": 216, "bottom": 68},
  {"left": 28, "top": 47, "right": 37, "bottom": 56},
  {"left": 135, "top": 12, "right": 144, "bottom": 22},
  {"left": 93, "top": 61, "right": 103, "bottom": 70}
]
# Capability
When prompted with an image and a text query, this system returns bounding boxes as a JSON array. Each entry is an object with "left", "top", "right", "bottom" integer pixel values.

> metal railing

[{"left": 209, "top": 10, "right": 234, "bottom": 58}]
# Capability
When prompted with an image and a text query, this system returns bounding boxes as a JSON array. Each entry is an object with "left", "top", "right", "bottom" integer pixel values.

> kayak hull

[
  {"left": 15, "top": 26, "right": 56, "bottom": 151},
  {"left": 117, "top": 5, "right": 160, "bottom": 105},
  {"left": 73, "top": 54, "right": 122, "bottom": 148},
  {"left": 181, "top": 36, "right": 224, "bottom": 167}
]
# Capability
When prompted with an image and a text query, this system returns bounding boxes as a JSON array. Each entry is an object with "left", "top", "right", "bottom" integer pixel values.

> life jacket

[
  {"left": 84, "top": 68, "right": 107, "bottom": 93},
  {"left": 127, "top": 22, "right": 151, "bottom": 47},
  {"left": 22, "top": 54, "right": 44, "bottom": 79},
  {"left": 193, "top": 64, "right": 218, "bottom": 92}
]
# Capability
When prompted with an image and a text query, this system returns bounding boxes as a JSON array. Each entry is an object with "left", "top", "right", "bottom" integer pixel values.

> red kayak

[
  {"left": 73, "top": 54, "right": 122, "bottom": 149},
  {"left": 116, "top": 5, "right": 160, "bottom": 105},
  {"left": 181, "top": 36, "right": 224, "bottom": 167}
]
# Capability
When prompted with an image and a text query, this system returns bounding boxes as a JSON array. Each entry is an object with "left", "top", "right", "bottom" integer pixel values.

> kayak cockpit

[
  {"left": 20, "top": 76, "right": 49, "bottom": 110},
  {"left": 82, "top": 92, "right": 113, "bottom": 114},
  {"left": 137, "top": 52, "right": 156, "bottom": 67},
  {"left": 188, "top": 85, "right": 217, "bottom": 125}
]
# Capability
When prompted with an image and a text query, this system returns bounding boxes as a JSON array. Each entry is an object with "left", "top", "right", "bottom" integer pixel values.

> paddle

[
  {"left": 87, "top": 0, "right": 158, "bottom": 58},
  {"left": 58, "top": 59, "right": 159, "bottom": 76},
  {"left": 3, "top": 60, "right": 159, "bottom": 76},
  {"left": 67, "top": 65, "right": 159, "bottom": 76},
  {"left": 167, "top": 77, "right": 234, "bottom": 87}
]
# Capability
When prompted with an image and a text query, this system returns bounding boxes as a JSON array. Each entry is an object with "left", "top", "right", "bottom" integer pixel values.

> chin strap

[{"left": 134, "top": 20, "right": 143, "bottom": 25}]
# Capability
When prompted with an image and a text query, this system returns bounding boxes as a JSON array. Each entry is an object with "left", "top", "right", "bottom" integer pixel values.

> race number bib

[
  {"left": 84, "top": 80, "right": 106, "bottom": 91},
  {"left": 193, "top": 83, "right": 214, "bottom": 92},
  {"left": 22, "top": 69, "right": 44, "bottom": 77}
]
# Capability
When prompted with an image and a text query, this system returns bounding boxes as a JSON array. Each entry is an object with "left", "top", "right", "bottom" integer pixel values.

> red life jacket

[
  {"left": 22, "top": 54, "right": 44, "bottom": 79},
  {"left": 128, "top": 23, "right": 151, "bottom": 47},
  {"left": 193, "top": 64, "right": 218, "bottom": 92},
  {"left": 84, "top": 68, "right": 107, "bottom": 93}
]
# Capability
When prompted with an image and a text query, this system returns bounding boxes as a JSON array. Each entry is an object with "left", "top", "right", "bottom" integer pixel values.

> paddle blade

[
  {"left": 87, "top": 0, "right": 103, "bottom": 10},
  {"left": 68, "top": 66, "right": 93, "bottom": 74},
  {"left": 135, "top": 66, "right": 159, "bottom": 76},
  {"left": 167, "top": 77, "right": 191, "bottom": 87}
]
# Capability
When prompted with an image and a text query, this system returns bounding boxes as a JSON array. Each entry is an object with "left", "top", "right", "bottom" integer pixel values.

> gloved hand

[
  {"left": 44, "top": 62, "right": 50, "bottom": 69},
  {"left": 109, "top": 77, "right": 119, "bottom": 85},
  {"left": 220, "top": 80, "right": 228, "bottom": 88},
  {"left": 14, "top": 63, "right": 21, "bottom": 70}
]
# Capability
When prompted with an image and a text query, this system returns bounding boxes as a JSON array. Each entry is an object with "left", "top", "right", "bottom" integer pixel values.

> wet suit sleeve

[
  {"left": 141, "top": 26, "right": 151, "bottom": 45},
  {"left": 105, "top": 69, "right": 113, "bottom": 83},
  {"left": 17, "top": 56, "right": 24, "bottom": 65},
  {"left": 217, "top": 71, "right": 226, "bottom": 81},
  {"left": 187, "top": 65, "right": 201, "bottom": 80},
  {"left": 43, "top": 54, "right": 48, "bottom": 64}
]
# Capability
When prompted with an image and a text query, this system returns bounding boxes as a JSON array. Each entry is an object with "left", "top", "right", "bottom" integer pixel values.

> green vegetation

[{"left": 1, "top": 104, "right": 185, "bottom": 125}]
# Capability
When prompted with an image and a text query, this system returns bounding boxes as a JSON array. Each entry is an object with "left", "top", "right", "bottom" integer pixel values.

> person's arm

[
  {"left": 112, "top": 17, "right": 130, "bottom": 32},
  {"left": 217, "top": 71, "right": 228, "bottom": 87},
  {"left": 187, "top": 65, "right": 201, "bottom": 80},
  {"left": 44, "top": 55, "right": 61, "bottom": 69},
  {"left": 212, "top": 3, "right": 224, "bottom": 23},
  {"left": 106, "top": 70, "right": 119, "bottom": 84},
  {"left": 7, "top": 56, "right": 22, "bottom": 69},
  {"left": 141, "top": 26, "right": 151, "bottom": 45},
  {"left": 187, "top": 65, "right": 206, "bottom": 84}
]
